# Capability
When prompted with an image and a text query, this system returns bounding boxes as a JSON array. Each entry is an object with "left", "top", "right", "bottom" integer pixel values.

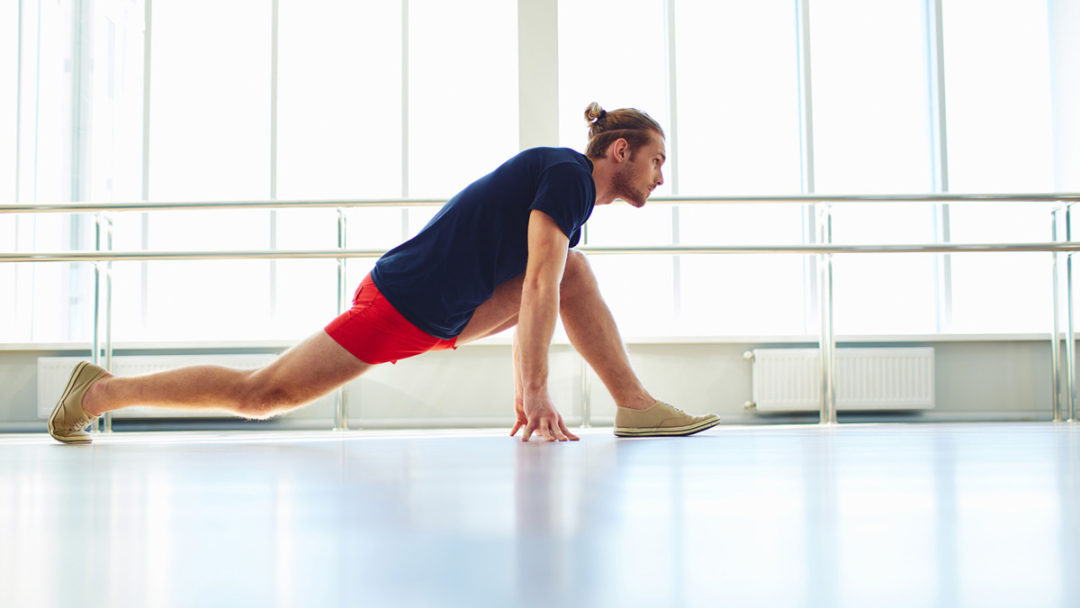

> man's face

[{"left": 612, "top": 131, "right": 666, "bottom": 208}]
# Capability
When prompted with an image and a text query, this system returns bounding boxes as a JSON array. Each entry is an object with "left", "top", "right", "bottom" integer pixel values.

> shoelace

[{"left": 660, "top": 402, "right": 690, "bottom": 416}]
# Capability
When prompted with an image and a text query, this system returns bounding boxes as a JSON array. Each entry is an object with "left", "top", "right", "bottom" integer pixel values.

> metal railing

[
  {"left": 3, "top": 192, "right": 1076, "bottom": 215},
  {"left": 3, "top": 193, "right": 1080, "bottom": 430}
]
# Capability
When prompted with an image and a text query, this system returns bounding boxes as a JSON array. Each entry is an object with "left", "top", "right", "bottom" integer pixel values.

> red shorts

[{"left": 325, "top": 274, "right": 457, "bottom": 364}]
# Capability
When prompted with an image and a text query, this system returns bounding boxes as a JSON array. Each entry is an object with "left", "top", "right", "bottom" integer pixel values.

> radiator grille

[{"left": 750, "top": 347, "right": 935, "bottom": 412}]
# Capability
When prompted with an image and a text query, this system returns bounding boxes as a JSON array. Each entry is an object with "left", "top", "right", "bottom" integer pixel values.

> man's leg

[
  {"left": 555, "top": 251, "right": 655, "bottom": 409},
  {"left": 456, "top": 251, "right": 719, "bottom": 436},
  {"left": 555, "top": 252, "right": 720, "bottom": 435},
  {"left": 82, "top": 330, "right": 372, "bottom": 420},
  {"left": 455, "top": 251, "right": 653, "bottom": 410}
]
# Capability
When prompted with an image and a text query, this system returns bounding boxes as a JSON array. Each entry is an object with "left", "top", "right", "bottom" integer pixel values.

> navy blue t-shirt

[{"left": 370, "top": 147, "right": 596, "bottom": 339}]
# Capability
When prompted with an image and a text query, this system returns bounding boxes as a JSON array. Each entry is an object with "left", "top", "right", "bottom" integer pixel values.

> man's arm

[{"left": 512, "top": 209, "right": 580, "bottom": 442}]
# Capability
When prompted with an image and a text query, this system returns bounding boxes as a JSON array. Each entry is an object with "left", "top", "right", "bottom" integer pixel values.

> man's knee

[
  {"left": 235, "top": 371, "right": 306, "bottom": 420},
  {"left": 561, "top": 250, "right": 595, "bottom": 298},
  {"left": 562, "top": 250, "right": 591, "bottom": 283}
]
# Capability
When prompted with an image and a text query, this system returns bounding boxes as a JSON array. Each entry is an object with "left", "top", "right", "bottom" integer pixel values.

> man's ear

[{"left": 610, "top": 137, "right": 630, "bottom": 163}]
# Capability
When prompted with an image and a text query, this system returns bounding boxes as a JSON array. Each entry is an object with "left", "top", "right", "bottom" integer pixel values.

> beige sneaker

[
  {"left": 614, "top": 400, "right": 721, "bottom": 437},
  {"left": 47, "top": 361, "right": 109, "bottom": 444}
]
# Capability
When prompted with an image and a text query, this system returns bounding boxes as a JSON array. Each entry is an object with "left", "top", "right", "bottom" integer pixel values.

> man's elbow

[{"left": 522, "top": 271, "right": 561, "bottom": 301}]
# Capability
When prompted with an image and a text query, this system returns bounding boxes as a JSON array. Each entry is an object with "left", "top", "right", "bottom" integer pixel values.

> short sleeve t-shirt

[{"left": 370, "top": 147, "right": 596, "bottom": 340}]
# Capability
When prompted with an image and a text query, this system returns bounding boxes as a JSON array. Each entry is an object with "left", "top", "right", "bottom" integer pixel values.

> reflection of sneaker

[
  {"left": 47, "top": 362, "right": 109, "bottom": 444},
  {"left": 614, "top": 400, "right": 721, "bottom": 437}
]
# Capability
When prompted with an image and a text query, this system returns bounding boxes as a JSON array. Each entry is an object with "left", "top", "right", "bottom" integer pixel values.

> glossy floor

[{"left": 1, "top": 423, "right": 1078, "bottom": 607}]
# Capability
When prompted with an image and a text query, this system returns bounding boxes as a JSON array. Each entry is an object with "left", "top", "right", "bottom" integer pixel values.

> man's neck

[{"left": 591, "top": 159, "right": 618, "bottom": 206}]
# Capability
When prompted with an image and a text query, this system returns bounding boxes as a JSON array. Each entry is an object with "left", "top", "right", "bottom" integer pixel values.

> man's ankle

[
  {"left": 617, "top": 395, "right": 656, "bottom": 410},
  {"left": 81, "top": 376, "right": 111, "bottom": 416}
]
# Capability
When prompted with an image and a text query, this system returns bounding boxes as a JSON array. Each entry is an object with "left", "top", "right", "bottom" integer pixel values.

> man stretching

[{"left": 48, "top": 103, "right": 721, "bottom": 444}]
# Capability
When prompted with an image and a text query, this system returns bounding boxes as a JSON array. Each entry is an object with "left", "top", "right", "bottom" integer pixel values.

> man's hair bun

[{"left": 585, "top": 102, "right": 607, "bottom": 126}]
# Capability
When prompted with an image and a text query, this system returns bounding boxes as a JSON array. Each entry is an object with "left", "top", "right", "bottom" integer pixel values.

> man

[{"left": 48, "top": 103, "right": 721, "bottom": 444}]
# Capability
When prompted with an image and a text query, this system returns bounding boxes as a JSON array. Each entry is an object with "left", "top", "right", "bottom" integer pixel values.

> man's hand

[{"left": 509, "top": 392, "right": 579, "bottom": 442}]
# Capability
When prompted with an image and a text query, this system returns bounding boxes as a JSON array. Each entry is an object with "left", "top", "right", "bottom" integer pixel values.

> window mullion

[
  {"left": 401, "top": 0, "right": 409, "bottom": 238},
  {"left": 517, "top": 0, "right": 558, "bottom": 150},
  {"left": 926, "top": 0, "right": 952, "bottom": 332},
  {"left": 664, "top": 0, "right": 680, "bottom": 329},
  {"left": 796, "top": 0, "right": 818, "bottom": 335},
  {"left": 269, "top": 0, "right": 279, "bottom": 319}
]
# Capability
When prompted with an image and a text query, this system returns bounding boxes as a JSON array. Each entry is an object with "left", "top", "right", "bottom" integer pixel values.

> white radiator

[
  {"left": 749, "top": 347, "right": 935, "bottom": 412},
  {"left": 35, "top": 354, "right": 319, "bottom": 419}
]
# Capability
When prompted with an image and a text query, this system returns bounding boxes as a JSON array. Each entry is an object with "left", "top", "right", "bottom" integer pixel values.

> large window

[
  {"left": 1, "top": 0, "right": 15, "bottom": 203},
  {"left": 137, "top": 0, "right": 274, "bottom": 341},
  {"left": 78, "top": 0, "right": 516, "bottom": 343},
  {"left": 813, "top": 0, "right": 935, "bottom": 336},
  {"left": 409, "top": 0, "right": 518, "bottom": 198},
  {"left": 942, "top": 0, "right": 1056, "bottom": 334},
  {"left": 6, "top": 0, "right": 84, "bottom": 343},
  {"left": 84, "top": 0, "right": 144, "bottom": 204},
  {"left": 150, "top": 0, "right": 271, "bottom": 202},
  {"left": 276, "top": 0, "right": 402, "bottom": 201},
  {"left": 810, "top": 0, "right": 933, "bottom": 195},
  {"left": 675, "top": 0, "right": 803, "bottom": 197},
  {"left": 1, "top": 0, "right": 18, "bottom": 337},
  {"left": 943, "top": 0, "right": 1054, "bottom": 194},
  {"left": 1, "top": 0, "right": 1073, "bottom": 344},
  {"left": 672, "top": 0, "right": 806, "bottom": 337}
]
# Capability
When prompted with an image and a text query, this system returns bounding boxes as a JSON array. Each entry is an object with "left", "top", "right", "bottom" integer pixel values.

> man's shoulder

[
  {"left": 511, "top": 147, "right": 592, "bottom": 174},
  {"left": 518, "top": 146, "right": 584, "bottom": 158}
]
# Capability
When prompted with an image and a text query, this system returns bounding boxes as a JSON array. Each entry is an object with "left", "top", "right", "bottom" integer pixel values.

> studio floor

[{"left": 1, "top": 422, "right": 1078, "bottom": 608}]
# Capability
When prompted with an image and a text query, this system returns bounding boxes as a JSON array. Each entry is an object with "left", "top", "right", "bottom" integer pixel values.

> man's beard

[{"left": 612, "top": 164, "right": 648, "bottom": 208}]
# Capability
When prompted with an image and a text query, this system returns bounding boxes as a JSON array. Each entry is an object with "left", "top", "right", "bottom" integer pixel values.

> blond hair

[{"left": 583, "top": 102, "right": 665, "bottom": 160}]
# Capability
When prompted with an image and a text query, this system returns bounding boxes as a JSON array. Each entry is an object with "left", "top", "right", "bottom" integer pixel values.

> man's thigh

[
  {"left": 455, "top": 274, "right": 525, "bottom": 345},
  {"left": 456, "top": 251, "right": 592, "bottom": 345},
  {"left": 249, "top": 330, "right": 373, "bottom": 403}
]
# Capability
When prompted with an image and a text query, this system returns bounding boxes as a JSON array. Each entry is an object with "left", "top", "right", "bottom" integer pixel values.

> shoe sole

[
  {"left": 614, "top": 416, "right": 722, "bottom": 437},
  {"left": 47, "top": 361, "right": 94, "bottom": 445}
]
